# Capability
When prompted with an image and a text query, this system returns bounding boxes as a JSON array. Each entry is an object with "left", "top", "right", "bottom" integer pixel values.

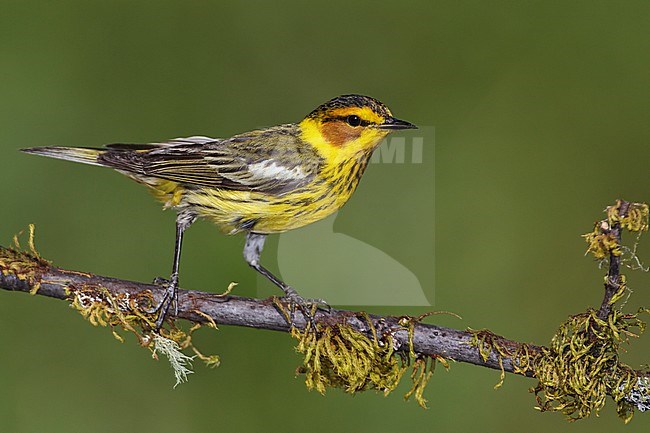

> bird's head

[{"left": 299, "top": 94, "right": 417, "bottom": 161}]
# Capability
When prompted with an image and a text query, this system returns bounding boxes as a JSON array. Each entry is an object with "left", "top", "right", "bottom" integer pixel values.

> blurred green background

[{"left": 1, "top": 1, "right": 649, "bottom": 432}]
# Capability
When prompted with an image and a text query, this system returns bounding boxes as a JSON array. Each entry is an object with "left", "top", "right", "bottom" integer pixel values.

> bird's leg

[
  {"left": 148, "top": 212, "right": 195, "bottom": 330},
  {"left": 243, "top": 232, "right": 328, "bottom": 327}
]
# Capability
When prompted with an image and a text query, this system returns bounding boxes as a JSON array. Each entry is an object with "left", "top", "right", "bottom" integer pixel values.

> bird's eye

[{"left": 346, "top": 115, "right": 361, "bottom": 127}]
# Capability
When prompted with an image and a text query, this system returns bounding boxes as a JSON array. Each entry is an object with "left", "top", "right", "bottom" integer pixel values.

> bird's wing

[{"left": 102, "top": 129, "right": 321, "bottom": 195}]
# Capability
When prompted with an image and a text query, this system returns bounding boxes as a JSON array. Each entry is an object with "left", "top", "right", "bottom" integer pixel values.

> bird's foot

[
  {"left": 152, "top": 276, "right": 171, "bottom": 286},
  {"left": 280, "top": 286, "right": 330, "bottom": 329},
  {"left": 146, "top": 275, "right": 179, "bottom": 330}
]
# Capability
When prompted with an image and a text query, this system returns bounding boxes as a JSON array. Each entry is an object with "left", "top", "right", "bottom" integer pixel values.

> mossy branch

[
  {"left": 0, "top": 245, "right": 532, "bottom": 372},
  {"left": 1, "top": 199, "right": 649, "bottom": 421}
]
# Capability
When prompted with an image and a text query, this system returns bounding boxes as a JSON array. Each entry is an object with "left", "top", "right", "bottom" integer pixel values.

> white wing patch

[
  {"left": 163, "top": 136, "right": 219, "bottom": 146},
  {"left": 247, "top": 161, "right": 308, "bottom": 181}
]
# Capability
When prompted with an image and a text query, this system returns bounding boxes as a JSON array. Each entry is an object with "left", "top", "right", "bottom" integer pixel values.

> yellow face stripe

[{"left": 327, "top": 106, "right": 386, "bottom": 125}]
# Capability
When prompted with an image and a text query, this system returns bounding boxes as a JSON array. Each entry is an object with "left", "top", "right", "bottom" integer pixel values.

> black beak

[{"left": 378, "top": 116, "right": 418, "bottom": 130}]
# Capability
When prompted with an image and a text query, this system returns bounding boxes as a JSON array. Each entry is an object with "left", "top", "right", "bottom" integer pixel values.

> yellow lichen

[
  {"left": 537, "top": 200, "right": 650, "bottom": 422},
  {"left": 583, "top": 226, "right": 621, "bottom": 259},
  {"left": 182, "top": 311, "right": 221, "bottom": 368},
  {"left": 69, "top": 286, "right": 153, "bottom": 343},
  {"left": 292, "top": 317, "right": 406, "bottom": 396},
  {"left": 468, "top": 328, "right": 537, "bottom": 389},
  {"left": 404, "top": 354, "right": 448, "bottom": 408},
  {"left": 607, "top": 200, "right": 649, "bottom": 233},
  {"left": 290, "top": 310, "right": 450, "bottom": 409},
  {"left": 0, "top": 224, "right": 51, "bottom": 292},
  {"left": 468, "top": 304, "right": 647, "bottom": 423},
  {"left": 584, "top": 200, "right": 649, "bottom": 260},
  {"left": 532, "top": 305, "right": 646, "bottom": 422}
]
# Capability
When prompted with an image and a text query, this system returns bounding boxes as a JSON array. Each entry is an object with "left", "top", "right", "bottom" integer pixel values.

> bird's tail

[{"left": 21, "top": 146, "right": 106, "bottom": 167}]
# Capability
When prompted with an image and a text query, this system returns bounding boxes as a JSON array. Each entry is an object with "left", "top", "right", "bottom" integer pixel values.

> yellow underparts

[
  {"left": 145, "top": 169, "right": 360, "bottom": 234},
  {"left": 150, "top": 180, "right": 185, "bottom": 208}
]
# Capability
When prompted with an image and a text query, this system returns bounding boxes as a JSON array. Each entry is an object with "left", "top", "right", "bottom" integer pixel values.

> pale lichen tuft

[{"left": 153, "top": 334, "right": 195, "bottom": 388}]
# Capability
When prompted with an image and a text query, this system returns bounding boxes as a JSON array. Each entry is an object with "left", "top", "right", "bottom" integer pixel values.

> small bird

[{"left": 22, "top": 94, "right": 417, "bottom": 328}]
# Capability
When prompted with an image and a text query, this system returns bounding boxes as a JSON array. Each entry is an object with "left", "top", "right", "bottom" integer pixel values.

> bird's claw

[
  {"left": 280, "top": 287, "right": 330, "bottom": 329},
  {"left": 152, "top": 276, "right": 171, "bottom": 286},
  {"left": 146, "top": 276, "right": 179, "bottom": 330}
]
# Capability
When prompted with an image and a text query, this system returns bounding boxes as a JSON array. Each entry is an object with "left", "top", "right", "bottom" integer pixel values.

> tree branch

[
  {"left": 598, "top": 200, "right": 630, "bottom": 320},
  {"left": 0, "top": 250, "right": 531, "bottom": 374},
  {"left": 1, "top": 199, "right": 649, "bottom": 418}
]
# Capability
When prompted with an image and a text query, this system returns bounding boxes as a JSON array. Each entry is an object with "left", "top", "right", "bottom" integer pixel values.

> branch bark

[{"left": 0, "top": 251, "right": 532, "bottom": 374}]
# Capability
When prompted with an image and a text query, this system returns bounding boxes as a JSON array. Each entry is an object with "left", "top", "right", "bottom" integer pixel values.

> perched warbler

[{"left": 22, "top": 94, "right": 417, "bottom": 328}]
